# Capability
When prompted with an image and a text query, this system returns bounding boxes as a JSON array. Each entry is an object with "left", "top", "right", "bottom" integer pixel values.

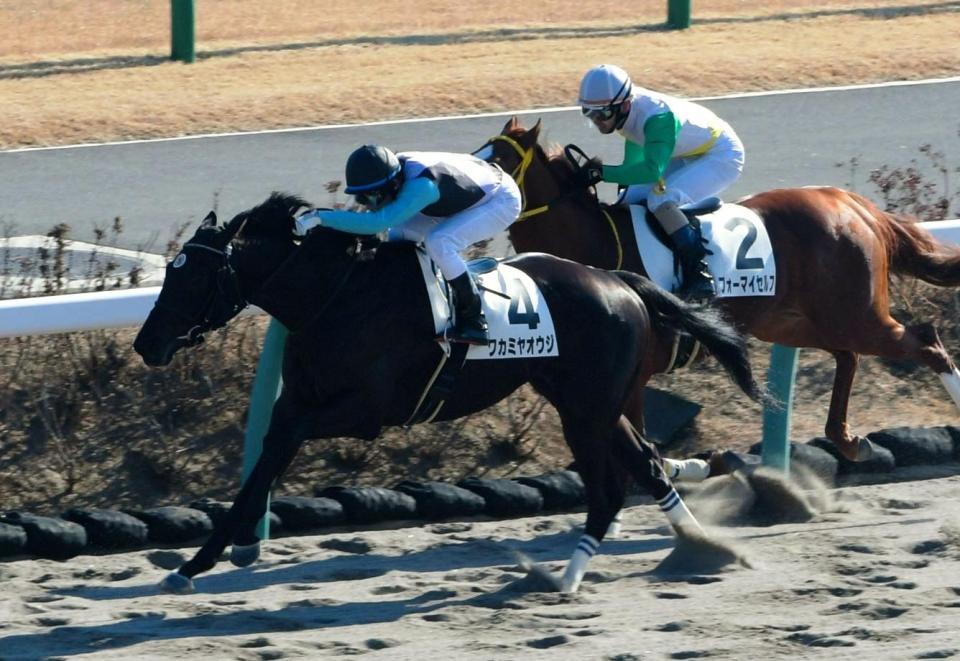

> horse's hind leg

[
  {"left": 621, "top": 382, "right": 710, "bottom": 484},
  {"left": 828, "top": 320, "right": 960, "bottom": 460},
  {"left": 608, "top": 417, "right": 705, "bottom": 537}
]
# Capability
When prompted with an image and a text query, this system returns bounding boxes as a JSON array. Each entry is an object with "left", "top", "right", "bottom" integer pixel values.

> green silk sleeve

[{"left": 601, "top": 112, "right": 679, "bottom": 185}]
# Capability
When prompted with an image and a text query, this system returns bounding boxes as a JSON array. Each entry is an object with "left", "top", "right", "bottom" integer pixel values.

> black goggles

[
  {"left": 581, "top": 104, "right": 619, "bottom": 122},
  {"left": 354, "top": 188, "right": 388, "bottom": 209}
]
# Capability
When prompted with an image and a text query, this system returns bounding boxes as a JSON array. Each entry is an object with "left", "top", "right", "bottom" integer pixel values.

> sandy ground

[{"left": 2, "top": 471, "right": 960, "bottom": 659}]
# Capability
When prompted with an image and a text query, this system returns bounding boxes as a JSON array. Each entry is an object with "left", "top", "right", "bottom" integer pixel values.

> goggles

[
  {"left": 354, "top": 188, "right": 388, "bottom": 209},
  {"left": 581, "top": 104, "right": 620, "bottom": 122}
]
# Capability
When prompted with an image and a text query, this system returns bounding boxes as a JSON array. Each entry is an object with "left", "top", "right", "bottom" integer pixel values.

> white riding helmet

[{"left": 577, "top": 64, "right": 633, "bottom": 109}]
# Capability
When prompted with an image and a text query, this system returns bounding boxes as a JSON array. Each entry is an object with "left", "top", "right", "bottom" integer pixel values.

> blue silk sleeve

[{"left": 318, "top": 176, "right": 441, "bottom": 235}]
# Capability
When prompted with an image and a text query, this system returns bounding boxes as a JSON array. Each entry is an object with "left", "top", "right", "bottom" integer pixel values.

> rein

[
  {"left": 488, "top": 134, "right": 624, "bottom": 269},
  {"left": 153, "top": 242, "right": 247, "bottom": 347}
]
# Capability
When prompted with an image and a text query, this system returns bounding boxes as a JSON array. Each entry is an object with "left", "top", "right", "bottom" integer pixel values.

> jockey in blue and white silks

[
  {"left": 575, "top": 64, "right": 746, "bottom": 301},
  {"left": 294, "top": 146, "right": 522, "bottom": 345}
]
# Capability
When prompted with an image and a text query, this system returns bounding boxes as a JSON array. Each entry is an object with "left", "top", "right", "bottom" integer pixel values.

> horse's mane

[
  {"left": 234, "top": 192, "right": 311, "bottom": 242},
  {"left": 534, "top": 138, "right": 602, "bottom": 207}
]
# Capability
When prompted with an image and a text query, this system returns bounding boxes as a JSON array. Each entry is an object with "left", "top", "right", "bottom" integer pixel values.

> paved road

[{"left": 2, "top": 79, "right": 958, "bottom": 251}]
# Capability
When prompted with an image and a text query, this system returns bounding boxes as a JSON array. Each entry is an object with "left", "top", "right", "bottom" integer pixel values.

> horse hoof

[
  {"left": 230, "top": 541, "right": 261, "bottom": 568},
  {"left": 159, "top": 571, "right": 195, "bottom": 594},
  {"left": 854, "top": 438, "right": 878, "bottom": 462}
]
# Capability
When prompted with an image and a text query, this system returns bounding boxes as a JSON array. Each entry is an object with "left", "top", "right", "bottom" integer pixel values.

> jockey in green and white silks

[
  {"left": 577, "top": 64, "right": 745, "bottom": 300},
  {"left": 294, "top": 146, "right": 522, "bottom": 345}
]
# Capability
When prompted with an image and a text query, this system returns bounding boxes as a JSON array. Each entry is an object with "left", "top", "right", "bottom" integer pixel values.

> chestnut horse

[
  {"left": 134, "top": 193, "right": 767, "bottom": 594},
  {"left": 475, "top": 117, "right": 960, "bottom": 461}
]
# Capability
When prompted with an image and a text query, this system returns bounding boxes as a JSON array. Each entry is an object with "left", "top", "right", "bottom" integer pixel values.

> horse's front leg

[{"left": 160, "top": 395, "right": 304, "bottom": 594}]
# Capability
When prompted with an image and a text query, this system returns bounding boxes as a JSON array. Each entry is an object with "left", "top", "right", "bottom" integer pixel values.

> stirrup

[{"left": 443, "top": 322, "right": 489, "bottom": 346}]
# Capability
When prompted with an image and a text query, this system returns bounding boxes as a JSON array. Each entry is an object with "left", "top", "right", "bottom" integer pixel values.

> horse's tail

[
  {"left": 885, "top": 211, "right": 960, "bottom": 287},
  {"left": 614, "top": 270, "right": 773, "bottom": 406}
]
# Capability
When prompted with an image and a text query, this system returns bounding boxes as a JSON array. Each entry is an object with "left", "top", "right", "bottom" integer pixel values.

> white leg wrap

[
  {"left": 606, "top": 511, "right": 623, "bottom": 538},
  {"left": 657, "top": 488, "right": 706, "bottom": 536},
  {"left": 662, "top": 458, "right": 711, "bottom": 483},
  {"left": 938, "top": 369, "right": 960, "bottom": 410},
  {"left": 561, "top": 534, "right": 599, "bottom": 593}
]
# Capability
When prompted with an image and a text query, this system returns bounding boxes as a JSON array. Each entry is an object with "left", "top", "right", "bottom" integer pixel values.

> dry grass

[
  {"left": 1, "top": 1, "right": 958, "bottom": 148},
  {"left": 0, "top": 1, "right": 958, "bottom": 513}
]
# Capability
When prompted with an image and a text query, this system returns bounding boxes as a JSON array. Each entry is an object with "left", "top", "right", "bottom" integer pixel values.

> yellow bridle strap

[
  {"left": 602, "top": 208, "right": 624, "bottom": 270},
  {"left": 489, "top": 134, "right": 547, "bottom": 221}
]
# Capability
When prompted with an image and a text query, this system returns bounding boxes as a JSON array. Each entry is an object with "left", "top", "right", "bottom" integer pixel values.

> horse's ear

[
  {"left": 223, "top": 213, "right": 247, "bottom": 241},
  {"left": 201, "top": 211, "right": 218, "bottom": 228},
  {"left": 502, "top": 116, "right": 518, "bottom": 133},
  {"left": 519, "top": 118, "right": 542, "bottom": 149}
]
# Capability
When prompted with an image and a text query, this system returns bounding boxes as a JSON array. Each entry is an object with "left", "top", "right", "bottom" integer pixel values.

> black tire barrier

[
  {"left": 393, "top": 480, "right": 487, "bottom": 520},
  {"left": 61, "top": 507, "right": 148, "bottom": 550},
  {"left": 866, "top": 426, "right": 957, "bottom": 466},
  {"left": 124, "top": 506, "right": 213, "bottom": 544},
  {"left": 0, "top": 512, "right": 86, "bottom": 560},
  {"left": 316, "top": 486, "right": 418, "bottom": 524},
  {"left": 808, "top": 437, "right": 897, "bottom": 475},
  {"left": 456, "top": 477, "right": 544, "bottom": 517},
  {"left": 514, "top": 470, "right": 586, "bottom": 510},
  {"left": 188, "top": 498, "right": 283, "bottom": 532},
  {"left": 0, "top": 521, "right": 28, "bottom": 558},
  {"left": 3, "top": 424, "right": 957, "bottom": 563},
  {"left": 747, "top": 441, "right": 840, "bottom": 483},
  {"left": 269, "top": 495, "right": 345, "bottom": 531}
]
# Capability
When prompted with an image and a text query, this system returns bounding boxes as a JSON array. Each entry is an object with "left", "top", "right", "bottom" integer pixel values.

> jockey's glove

[
  {"left": 293, "top": 208, "right": 330, "bottom": 236},
  {"left": 576, "top": 156, "right": 604, "bottom": 188}
]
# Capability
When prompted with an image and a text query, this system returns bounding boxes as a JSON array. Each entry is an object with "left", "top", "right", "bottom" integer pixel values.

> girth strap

[{"left": 404, "top": 342, "right": 470, "bottom": 426}]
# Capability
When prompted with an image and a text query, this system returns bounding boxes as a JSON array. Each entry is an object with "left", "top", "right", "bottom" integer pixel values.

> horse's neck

[
  {"left": 510, "top": 200, "right": 628, "bottom": 271},
  {"left": 244, "top": 240, "right": 429, "bottom": 335}
]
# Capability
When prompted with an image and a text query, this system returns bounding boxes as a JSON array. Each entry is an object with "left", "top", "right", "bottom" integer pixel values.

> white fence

[{"left": 1, "top": 219, "right": 957, "bottom": 339}]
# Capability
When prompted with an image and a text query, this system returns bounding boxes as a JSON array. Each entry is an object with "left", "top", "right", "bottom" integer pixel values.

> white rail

[{"left": 0, "top": 218, "right": 957, "bottom": 340}]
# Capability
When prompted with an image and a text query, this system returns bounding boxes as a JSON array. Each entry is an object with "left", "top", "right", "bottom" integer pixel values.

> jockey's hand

[
  {"left": 293, "top": 208, "right": 331, "bottom": 236},
  {"left": 576, "top": 157, "right": 604, "bottom": 188}
]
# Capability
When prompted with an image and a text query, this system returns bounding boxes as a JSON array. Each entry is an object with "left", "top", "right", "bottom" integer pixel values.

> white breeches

[
  {"left": 388, "top": 176, "right": 521, "bottom": 280},
  {"left": 619, "top": 131, "right": 745, "bottom": 211}
]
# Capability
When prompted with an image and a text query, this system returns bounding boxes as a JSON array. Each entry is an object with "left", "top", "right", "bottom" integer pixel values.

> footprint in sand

[
  {"left": 654, "top": 592, "right": 689, "bottom": 599},
  {"left": 146, "top": 550, "right": 187, "bottom": 570},
  {"left": 365, "top": 638, "right": 402, "bottom": 651},
  {"left": 915, "top": 649, "right": 958, "bottom": 659},
  {"left": 525, "top": 634, "right": 573, "bottom": 649},
  {"left": 319, "top": 537, "right": 373, "bottom": 554},
  {"left": 370, "top": 584, "right": 407, "bottom": 595},
  {"left": 785, "top": 631, "right": 856, "bottom": 648},
  {"left": 33, "top": 617, "right": 70, "bottom": 627}
]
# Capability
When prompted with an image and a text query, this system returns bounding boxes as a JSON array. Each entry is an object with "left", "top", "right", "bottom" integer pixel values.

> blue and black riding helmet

[{"left": 344, "top": 144, "right": 403, "bottom": 209}]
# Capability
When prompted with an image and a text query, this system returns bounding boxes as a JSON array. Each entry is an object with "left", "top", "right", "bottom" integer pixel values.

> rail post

[
  {"left": 761, "top": 344, "right": 798, "bottom": 474},
  {"left": 667, "top": 0, "right": 692, "bottom": 29},
  {"left": 170, "top": 0, "right": 196, "bottom": 63},
  {"left": 241, "top": 318, "right": 288, "bottom": 539}
]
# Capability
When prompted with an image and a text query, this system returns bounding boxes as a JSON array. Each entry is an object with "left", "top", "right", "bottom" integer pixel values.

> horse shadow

[{"left": 1, "top": 528, "right": 675, "bottom": 657}]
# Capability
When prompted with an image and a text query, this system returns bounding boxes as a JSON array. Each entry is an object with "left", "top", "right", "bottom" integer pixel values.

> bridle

[
  {"left": 480, "top": 134, "right": 550, "bottom": 221},
  {"left": 153, "top": 241, "right": 247, "bottom": 348},
  {"left": 478, "top": 133, "right": 624, "bottom": 268}
]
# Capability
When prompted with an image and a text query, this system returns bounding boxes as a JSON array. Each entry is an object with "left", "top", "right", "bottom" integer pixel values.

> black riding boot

[
  {"left": 447, "top": 272, "right": 489, "bottom": 345},
  {"left": 670, "top": 223, "right": 715, "bottom": 301}
]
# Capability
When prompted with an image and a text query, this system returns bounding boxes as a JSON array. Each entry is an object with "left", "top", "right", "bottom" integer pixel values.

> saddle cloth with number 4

[{"left": 415, "top": 250, "right": 559, "bottom": 360}]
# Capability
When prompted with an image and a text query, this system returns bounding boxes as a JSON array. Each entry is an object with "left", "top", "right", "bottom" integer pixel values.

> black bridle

[{"left": 153, "top": 242, "right": 247, "bottom": 348}]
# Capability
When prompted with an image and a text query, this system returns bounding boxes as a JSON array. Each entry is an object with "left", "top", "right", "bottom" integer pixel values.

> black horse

[{"left": 134, "top": 192, "right": 767, "bottom": 594}]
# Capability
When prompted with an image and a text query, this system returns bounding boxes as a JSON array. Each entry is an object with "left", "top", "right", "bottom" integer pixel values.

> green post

[
  {"left": 170, "top": 0, "right": 196, "bottom": 63},
  {"left": 667, "top": 0, "right": 692, "bottom": 29},
  {"left": 242, "top": 318, "right": 288, "bottom": 540},
  {"left": 761, "top": 344, "right": 798, "bottom": 473}
]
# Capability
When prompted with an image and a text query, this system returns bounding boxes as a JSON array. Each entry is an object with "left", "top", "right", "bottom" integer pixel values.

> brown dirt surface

[{"left": 0, "top": 1, "right": 958, "bottom": 513}]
